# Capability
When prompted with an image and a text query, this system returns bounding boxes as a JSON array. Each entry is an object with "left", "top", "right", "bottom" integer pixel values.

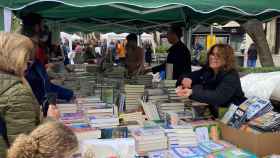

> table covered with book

[{"left": 52, "top": 64, "right": 280, "bottom": 158}]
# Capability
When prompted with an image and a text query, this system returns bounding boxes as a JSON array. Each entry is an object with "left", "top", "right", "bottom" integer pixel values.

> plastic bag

[{"left": 241, "top": 72, "right": 280, "bottom": 99}]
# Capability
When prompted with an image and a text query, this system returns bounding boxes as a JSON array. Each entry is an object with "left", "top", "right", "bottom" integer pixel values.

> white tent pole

[{"left": 4, "top": 8, "right": 12, "bottom": 32}]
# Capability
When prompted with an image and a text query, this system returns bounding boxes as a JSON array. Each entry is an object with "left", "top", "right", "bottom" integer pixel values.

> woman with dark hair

[{"left": 176, "top": 44, "right": 246, "bottom": 118}]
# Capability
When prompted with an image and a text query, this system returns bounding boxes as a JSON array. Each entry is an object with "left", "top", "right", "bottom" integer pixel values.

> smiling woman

[{"left": 176, "top": 44, "right": 247, "bottom": 118}]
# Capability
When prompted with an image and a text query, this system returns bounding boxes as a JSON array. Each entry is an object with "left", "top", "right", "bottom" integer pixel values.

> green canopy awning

[{"left": 1, "top": 0, "right": 280, "bottom": 33}]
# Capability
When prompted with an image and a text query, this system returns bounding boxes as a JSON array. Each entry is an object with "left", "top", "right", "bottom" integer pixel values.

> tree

[
  {"left": 242, "top": 19, "right": 275, "bottom": 67},
  {"left": 11, "top": 15, "right": 21, "bottom": 32}
]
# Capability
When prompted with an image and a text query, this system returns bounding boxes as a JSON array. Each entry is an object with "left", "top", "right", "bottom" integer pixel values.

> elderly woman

[
  {"left": 176, "top": 44, "right": 246, "bottom": 118},
  {"left": 0, "top": 32, "right": 59, "bottom": 157}
]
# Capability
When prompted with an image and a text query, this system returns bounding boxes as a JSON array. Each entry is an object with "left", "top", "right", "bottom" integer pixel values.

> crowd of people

[{"left": 0, "top": 12, "right": 252, "bottom": 158}]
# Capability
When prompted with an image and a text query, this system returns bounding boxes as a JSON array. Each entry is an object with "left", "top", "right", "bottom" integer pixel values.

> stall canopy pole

[
  {"left": 181, "top": 8, "right": 192, "bottom": 50},
  {"left": 3, "top": 8, "right": 12, "bottom": 32}
]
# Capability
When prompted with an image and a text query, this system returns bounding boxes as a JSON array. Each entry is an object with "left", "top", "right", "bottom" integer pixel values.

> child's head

[{"left": 7, "top": 122, "right": 78, "bottom": 158}]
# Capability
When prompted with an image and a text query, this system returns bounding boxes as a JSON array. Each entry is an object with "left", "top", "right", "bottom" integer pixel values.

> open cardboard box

[{"left": 219, "top": 122, "right": 280, "bottom": 157}]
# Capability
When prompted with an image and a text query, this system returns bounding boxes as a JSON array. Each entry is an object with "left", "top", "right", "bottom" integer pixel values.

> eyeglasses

[{"left": 209, "top": 52, "right": 221, "bottom": 59}]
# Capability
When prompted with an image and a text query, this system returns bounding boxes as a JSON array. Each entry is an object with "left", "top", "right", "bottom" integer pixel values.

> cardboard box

[{"left": 219, "top": 123, "right": 280, "bottom": 157}]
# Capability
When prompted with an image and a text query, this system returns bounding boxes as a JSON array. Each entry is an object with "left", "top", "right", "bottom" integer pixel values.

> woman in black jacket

[{"left": 176, "top": 44, "right": 247, "bottom": 118}]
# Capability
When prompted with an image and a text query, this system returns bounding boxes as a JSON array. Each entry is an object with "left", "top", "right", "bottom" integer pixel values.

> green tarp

[{"left": 1, "top": 0, "right": 280, "bottom": 32}]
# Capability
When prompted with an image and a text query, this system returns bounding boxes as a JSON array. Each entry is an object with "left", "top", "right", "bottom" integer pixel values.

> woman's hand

[
  {"left": 176, "top": 86, "right": 193, "bottom": 97},
  {"left": 181, "top": 78, "right": 192, "bottom": 89},
  {"left": 47, "top": 104, "right": 60, "bottom": 120}
]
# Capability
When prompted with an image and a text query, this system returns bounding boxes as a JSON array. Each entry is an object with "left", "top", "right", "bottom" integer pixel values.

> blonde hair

[
  {"left": 0, "top": 32, "right": 34, "bottom": 76},
  {"left": 7, "top": 122, "right": 78, "bottom": 158},
  {"left": 207, "top": 44, "right": 236, "bottom": 72}
]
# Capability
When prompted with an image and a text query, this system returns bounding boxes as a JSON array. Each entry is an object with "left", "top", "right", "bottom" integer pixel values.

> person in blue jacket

[{"left": 25, "top": 59, "right": 74, "bottom": 116}]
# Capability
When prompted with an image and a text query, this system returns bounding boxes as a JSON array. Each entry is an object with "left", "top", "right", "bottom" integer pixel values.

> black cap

[
  {"left": 126, "top": 33, "right": 138, "bottom": 42},
  {"left": 169, "top": 25, "right": 183, "bottom": 38}
]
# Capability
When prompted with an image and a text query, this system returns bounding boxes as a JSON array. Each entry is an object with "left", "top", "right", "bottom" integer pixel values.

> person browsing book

[
  {"left": 176, "top": 44, "right": 247, "bottom": 118},
  {"left": 7, "top": 122, "right": 78, "bottom": 158}
]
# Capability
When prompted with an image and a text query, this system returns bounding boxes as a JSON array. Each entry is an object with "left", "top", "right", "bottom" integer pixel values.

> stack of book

[
  {"left": 140, "top": 101, "right": 160, "bottom": 121},
  {"left": 77, "top": 97, "right": 119, "bottom": 129},
  {"left": 148, "top": 150, "right": 169, "bottom": 158},
  {"left": 104, "top": 66, "right": 126, "bottom": 78},
  {"left": 213, "top": 148, "right": 257, "bottom": 158},
  {"left": 165, "top": 125, "right": 198, "bottom": 148},
  {"left": 143, "top": 88, "right": 168, "bottom": 103},
  {"left": 80, "top": 138, "right": 136, "bottom": 158},
  {"left": 68, "top": 123, "right": 101, "bottom": 141},
  {"left": 169, "top": 146, "right": 207, "bottom": 158},
  {"left": 165, "top": 111, "right": 193, "bottom": 127},
  {"left": 131, "top": 127, "right": 168, "bottom": 154},
  {"left": 57, "top": 104, "right": 78, "bottom": 114},
  {"left": 85, "top": 64, "right": 100, "bottom": 73},
  {"left": 60, "top": 112, "right": 85, "bottom": 125},
  {"left": 160, "top": 80, "right": 188, "bottom": 102},
  {"left": 198, "top": 140, "right": 226, "bottom": 153},
  {"left": 133, "top": 75, "right": 153, "bottom": 88},
  {"left": 228, "top": 97, "right": 273, "bottom": 128},
  {"left": 119, "top": 112, "right": 144, "bottom": 129},
  {"left": 167, "top": 88, "right": 189, "bottom": 101},
  {"left": 245, "top": 97, "right": 273, "bottom": 120},
  {"left": 249, "top": 111, "right": 280, "bottom": 132},
  {"left": 85, "top": 104, "right": 119, "bottom": 129},
  {"left": 159, "top": 80, "right": 177, "bottom": 88},
  {"left": 157, "top": 102, "right": 186, "bottom": 118},
  {"left": 78, "top": 76, "right": 96, "bottom": 96},
  {"left": 124, "top": 84, "right": 145, "bottom": 112}
]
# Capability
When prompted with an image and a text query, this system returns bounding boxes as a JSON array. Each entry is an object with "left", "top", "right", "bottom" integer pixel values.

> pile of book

[
  {"left": 57, "top": 103, "right": 78, "bottom": 114},
  {"left": 85, "top": 64, "right": 100, "bottom": 73},
  {"left": 78, "top": 76, "right": 96, "bottom": 96},
  {"left": 57, "top": 103, "right": 102, "bottom": 141},
  {"left": 70, "top": 64, "right": 86, "bottom": 72},
  {"left": 62, "top": 78, "right": 80, "bottom": 92},
  {"left": 68, "top": 123, "right": 102, "bottom": 141},
  {"left": 160, "top": 80, "right": 189, "bottom": 102},
  {"left": 156, "top": 102, "right": 186, "bottom": 118},
  {"left": 119, "top": 112, "right": 144, "bottom": 129},
  {"left": 143, "top": 88, "right": 168, "bottom": 103},
  {"left": 131, "top": 127, "right": 168, "bottom": 154},
  {"left": 87, "top": 105, "right": 119, "bottom": 128},
  {"left": 159, "top": 80, "right": 177, "bottom": 88},
  {"left": 140, "top": 101, "right": 160, "bottom": 121},
  {"left": 80, "top": 138, "right": 136, "bottom": 158},
  {"left": 132, "top": 75, "right": 153, "bottom": 88},
  {"left": 165, "top": 111, "right": 193, "bottom": 127},
  {"left": 223, "top": 97, "right": 274, "bottom": 129},
  {"left": 124, "top": 84, "right": 145, "bottom": 112},
  {"left": 147, "top": 140, "right": 256, "bottom": 158},
  {"left": 249, "top": 111, "right": 280, "bottom": 132},
  {"left": 165, "top": 125, "right": 198, "bottom": 148},
  {"left": 77, "top": 97, "right": 119, "bottom": 129},
  {"left": 103, "top": 66, "right": 126, "bottom": 78}
]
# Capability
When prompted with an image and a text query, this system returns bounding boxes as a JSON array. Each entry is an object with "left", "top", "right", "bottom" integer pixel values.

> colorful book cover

[
  {"left": 170, "top": 147, "right": 197, "bottom": 158},
  {"left": 214, "top": 148, "right": 257, "bottom": 158},
  {"left": 199, "top": 141, "right": 225, "bottom": 153}
]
